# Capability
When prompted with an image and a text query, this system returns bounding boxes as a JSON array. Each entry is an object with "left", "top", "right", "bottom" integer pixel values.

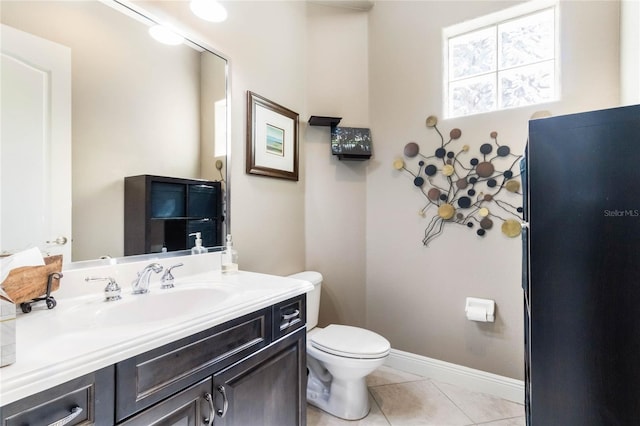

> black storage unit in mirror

[{"left": 124, "top": 175, "right": 223, "bottom": 255}]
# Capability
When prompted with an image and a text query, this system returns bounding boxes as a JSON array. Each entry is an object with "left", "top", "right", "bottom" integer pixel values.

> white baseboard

[{"left": 384, "top": 349, "right": 524, "bottom": 404}]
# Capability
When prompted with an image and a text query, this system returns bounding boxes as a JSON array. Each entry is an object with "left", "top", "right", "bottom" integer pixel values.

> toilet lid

[{"left": 310, "top": 324, "right": 390, "bottom": 359}]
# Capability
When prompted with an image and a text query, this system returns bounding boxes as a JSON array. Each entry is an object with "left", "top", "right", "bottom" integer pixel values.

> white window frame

[{"left": 443, "top": 0, "right": 560, "bottom": 118}]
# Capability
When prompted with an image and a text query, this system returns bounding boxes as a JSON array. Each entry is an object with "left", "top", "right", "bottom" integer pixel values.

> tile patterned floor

[{"left": 307, "top": 366, "right": 525, "bottom": 426}]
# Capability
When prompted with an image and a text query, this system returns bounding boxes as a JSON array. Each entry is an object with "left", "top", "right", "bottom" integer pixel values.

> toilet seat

[{"left": 310, "top": 324, "right": 390, "bottom": 359}]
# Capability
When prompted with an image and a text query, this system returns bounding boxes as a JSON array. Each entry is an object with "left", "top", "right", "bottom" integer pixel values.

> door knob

[{"left": 46, "top": 236, "right": 68, "bottom": 245}]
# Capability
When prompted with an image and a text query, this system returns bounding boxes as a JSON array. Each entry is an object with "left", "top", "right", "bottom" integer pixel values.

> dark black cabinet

[
  {"left": 212, "top": 330, "right": 306, "bottom": 426},
  {"left": 119, "top": 328, "right": 306, "bottom": 426},
  {"left": 115, "top": 308, "right": 272, "bottom": 421},
  {"left": 525, "top": 105, "right": 640, "bottom": 425},
  {"left": 117, "top": 295, "right": 306, "bottom": 426},
  {"left": 124, "top": 175, "right": 223, "bottom": 255},
  {"left": 1, "top": 294, "right": 307, "bottom": 426}
]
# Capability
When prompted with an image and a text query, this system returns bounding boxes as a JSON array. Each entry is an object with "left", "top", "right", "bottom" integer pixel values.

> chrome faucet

[
  {"left": 85, "top": 276, "right": 121, "bottom": 301},
  {"left": 131, "top": 263, "right": 163, "bottom": 294},
  {"left": 161, "top": 262, "right": 184, "bottom": 289}
]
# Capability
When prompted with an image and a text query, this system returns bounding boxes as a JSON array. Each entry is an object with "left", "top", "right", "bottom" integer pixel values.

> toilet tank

[{"left": 288, "top": 271, "right": 323, "bottom": 330}]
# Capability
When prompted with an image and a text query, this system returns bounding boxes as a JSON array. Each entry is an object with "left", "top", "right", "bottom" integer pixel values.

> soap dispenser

[
  {"left": 189, "top": 232, "right": 207, "bottom": 255},
  {"left": 221, "top": 234, "right": 238, "bottom": 274}
]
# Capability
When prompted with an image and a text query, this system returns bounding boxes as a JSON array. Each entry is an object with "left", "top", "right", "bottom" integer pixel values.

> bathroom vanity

[{"left": 0, "top": 254, "right": 312, "bottom": 425}]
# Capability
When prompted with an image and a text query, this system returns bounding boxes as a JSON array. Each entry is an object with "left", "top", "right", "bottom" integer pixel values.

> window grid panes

[{"left": 446, "top": 6, "right": 556, "bottom": 118}]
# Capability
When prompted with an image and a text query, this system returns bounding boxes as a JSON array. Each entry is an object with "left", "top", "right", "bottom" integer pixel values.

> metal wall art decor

[{"left": 393, "top": 115, "right": 523, "bottom": 246}]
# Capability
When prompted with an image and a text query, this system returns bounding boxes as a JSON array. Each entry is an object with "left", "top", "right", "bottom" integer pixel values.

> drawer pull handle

[
  {"left": 282, "top": 309, "right": 300, "bottom": 321},
  {"left": 203, "top": 393, "right": 214, "bottom": 426},
  {"left": 281, "top": 309, "right": 300, "bottom": 330},
  {"left": 47, "top": 406, "right": 82, "bottom": 426},
  {"left": 217, "top": 385, "right": 229, "bottom": 418}
]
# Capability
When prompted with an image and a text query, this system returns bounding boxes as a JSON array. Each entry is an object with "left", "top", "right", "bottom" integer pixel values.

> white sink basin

[{"left": 53, "top": 285, "right": 234, "bottom": 330}]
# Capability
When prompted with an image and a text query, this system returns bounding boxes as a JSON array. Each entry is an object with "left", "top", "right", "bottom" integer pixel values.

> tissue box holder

[{"left": 1, "top": 255, "right": 63, "bottom": 313}]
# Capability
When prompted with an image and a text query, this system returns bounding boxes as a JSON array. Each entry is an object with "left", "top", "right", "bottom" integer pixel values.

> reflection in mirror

[{"left": 0, "top": 0, "right": 229, "bottom": 262}]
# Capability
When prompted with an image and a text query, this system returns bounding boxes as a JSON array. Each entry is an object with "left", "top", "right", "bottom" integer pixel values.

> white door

[{"left": 1, "top": 24, "right": 72, "bottom": 262}]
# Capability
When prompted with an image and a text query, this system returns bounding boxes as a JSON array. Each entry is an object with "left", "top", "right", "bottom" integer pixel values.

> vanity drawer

[
  {"left": 115, "top": 307, "right": 272, "bottom": 422},
  {"left": 0, "top": 366, "right": 114, "bottom": 426},
  {"left": 273, "top": 294, "right": 306, "bottom": 340}
]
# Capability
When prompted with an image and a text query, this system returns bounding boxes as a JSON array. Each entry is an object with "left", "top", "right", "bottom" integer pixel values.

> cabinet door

[
  {"left": 118, "top": 378, "right": 213, "bottom": 426},
  {"left": 212, "top": 329, "right": 306, "bottom": 426}
]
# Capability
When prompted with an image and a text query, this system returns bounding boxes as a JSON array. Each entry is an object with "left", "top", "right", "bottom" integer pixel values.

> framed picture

[{"left": 246, "top": 91, "right": 299, "bottom": 181}]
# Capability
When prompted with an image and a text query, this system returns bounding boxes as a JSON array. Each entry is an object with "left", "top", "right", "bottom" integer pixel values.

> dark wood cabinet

[
  {"left": 117, "top": 295, "right": 306, "bottom": 426},
  {"left": 124, "top": 175, "right": 223, "bottom": 255},
  {"left": 115, "top": 308, "right": 272, "bottom": 422},
  {"left": 212, "top": 329, "right": 306, "bottom": 426},
  {"left": 0, "top": 294, "right": 306, "bottom": 426}
]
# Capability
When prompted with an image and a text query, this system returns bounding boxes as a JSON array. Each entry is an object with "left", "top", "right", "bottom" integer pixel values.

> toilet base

[{"left": 307, "top": 366, "right": 370, "bottom": 420}]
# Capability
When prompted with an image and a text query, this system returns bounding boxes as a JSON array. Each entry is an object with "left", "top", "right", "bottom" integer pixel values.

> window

[{"left": 444, "top": 2, "right": 558, "bottom": 118}]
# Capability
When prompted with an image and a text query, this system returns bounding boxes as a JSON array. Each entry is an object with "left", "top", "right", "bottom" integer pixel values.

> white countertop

[{"left": 0, "top": 262, "right": 312, "bottom": 406}]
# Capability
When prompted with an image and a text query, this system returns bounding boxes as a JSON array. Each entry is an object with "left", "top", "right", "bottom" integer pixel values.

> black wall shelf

[{"left": 308, "top": 115, "right": 342, "bottom": 127}]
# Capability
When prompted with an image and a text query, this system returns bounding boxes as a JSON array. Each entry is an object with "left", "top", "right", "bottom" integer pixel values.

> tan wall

[
  {"left": 366, "top": 0, "right": 621, "bottom": 379},
  {"left": 139, "top": 1, "right": 309, "bottom": 275},
  {"left": 219, "top": 2, "right": 307, "bottom": 275},
  {"left": 305, "top": 4, "right": 370, "bottom": 328},
  {"left": 621, "top": 0, "right": 640, "bottom": 105}
]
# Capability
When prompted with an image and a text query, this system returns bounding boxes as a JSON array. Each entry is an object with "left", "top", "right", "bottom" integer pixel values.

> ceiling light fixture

[
  {"left": 190, "top": 0, "right": 228, "bottom": 23},
  {"left": 148, "top": 25, "right": 184, "bottom": 46}
]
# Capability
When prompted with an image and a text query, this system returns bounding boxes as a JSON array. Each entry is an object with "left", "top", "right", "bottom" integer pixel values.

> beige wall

[
  {"left": 305, "top": 4, "right": 370, "bottom": 328},
  {"left": 621, "top": 0, "right": 640, "bottom": 104},
  {"left": 216, "top": 1, "right": 308, "bottom": 275},
  {"left": 139, "top": 1, "right": 309, "bottom": 275},
  {"left": 366, "top": 1, "right": 621, "bottom": 379}
]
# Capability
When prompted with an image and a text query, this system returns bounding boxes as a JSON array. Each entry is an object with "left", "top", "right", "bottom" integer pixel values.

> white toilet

[{"left": 289, "top": 271, "right": 390, "bottom": 420}]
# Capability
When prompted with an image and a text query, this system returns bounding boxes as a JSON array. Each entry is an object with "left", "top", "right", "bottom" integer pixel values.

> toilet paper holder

[{"left": 465, "top": 297, "right": 495, "bottom": 322}]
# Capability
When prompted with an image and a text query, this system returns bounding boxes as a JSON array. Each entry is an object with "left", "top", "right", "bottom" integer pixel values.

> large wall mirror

[{"left": 1, "top": 0, "right": 229, "bottom": 263}]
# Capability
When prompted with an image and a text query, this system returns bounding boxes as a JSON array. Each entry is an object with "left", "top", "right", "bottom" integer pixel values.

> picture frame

[{"left": 246, "top": 91, "right": 299, "bottom": 181}]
